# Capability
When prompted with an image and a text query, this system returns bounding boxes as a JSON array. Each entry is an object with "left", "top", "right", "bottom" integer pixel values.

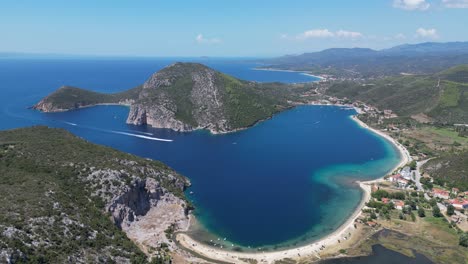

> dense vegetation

[
  {"left": 218, "top": 74, "right": 309, "bottom": 129},
  {"left": 326, "top": 65, "right": 468, "bottom": 124},
  {"left": 35, "top": 85, "right": 142, "bottom": 111},
  {"left": 0, "top": 126, "right": 187, "bottom": 263},
  {"left": 422, "top": 150, "right": 468, "bottom": 191}
]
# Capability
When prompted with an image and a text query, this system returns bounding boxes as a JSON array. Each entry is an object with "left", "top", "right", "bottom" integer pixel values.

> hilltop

[
  {"left": 0, "top": 126, "right": 190, "bottom": 263},
  {"left": 34, "top": 62, "right": 315, "bottom": 133}
]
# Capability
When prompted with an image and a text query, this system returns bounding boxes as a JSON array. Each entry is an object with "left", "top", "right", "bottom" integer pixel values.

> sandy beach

[
  {"left": 175, "top": 114, "right": 411, "bottom": 264},
  {"left": 252, "top": 67, "right": 325, "bottom": 80}
]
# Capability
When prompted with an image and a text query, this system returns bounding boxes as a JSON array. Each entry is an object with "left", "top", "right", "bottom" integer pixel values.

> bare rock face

[
  {"left": 108, "top": 178, "right": 168, "bottom": 228},
  {"left": 33, "top": 98, "right": 66, "bottom": 112},
  {"left": 126, "top": 63, "right": 231, "bottom": 133},
  {"left": 127, "top": 105, "right": 147, "bottom": 126},
  {"left": 84, "top": 165, "right": 190, "bottom": 231}
]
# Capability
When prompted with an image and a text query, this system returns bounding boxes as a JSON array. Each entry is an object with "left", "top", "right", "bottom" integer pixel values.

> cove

[
  {"left": 29, "top": 104, "right": 400, "bottom": 250},
  {"left": 0, "top": 58, "right": 401, "bottom": 250}
]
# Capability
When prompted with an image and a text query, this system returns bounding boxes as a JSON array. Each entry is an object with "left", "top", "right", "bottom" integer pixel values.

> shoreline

[
  {"left": 251, "top": 67, "right": 325, "bottom": 80},
  {"left": 176, "top": 113, "right": 411, "bottom": 264}
]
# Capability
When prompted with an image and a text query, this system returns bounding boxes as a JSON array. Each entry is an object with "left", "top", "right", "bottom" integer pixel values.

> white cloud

[
  {"left": 295, "top": 29, "right": 363, "bottom": 40},
  {"left": 393, "top": 0, "right": 430, "bottom": 10},
  {"left": 195, "top": 34, "right": 221, "bottom": 44},
  {"left": 298, "top": 29, "right": 334, "bottom": 39},
  {"left": 335, "top": 30, "right": 363, "bottom": 39},
  {"left": 442, "top": 0, "right": 468, "bottom": 8},
  {"left": 415, "top": 28, "right": 439, "bottom": 38}
]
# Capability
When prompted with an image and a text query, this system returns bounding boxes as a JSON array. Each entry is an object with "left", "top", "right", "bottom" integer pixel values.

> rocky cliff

[
  {"left": 34, "top": 62, "right": 315, "bottom": 133},
  {"left": 127, "top": 63, "right": 231, "bottom": 133},
  {"left": 0, "top": 127, "right": 190, "bottom": 263}
]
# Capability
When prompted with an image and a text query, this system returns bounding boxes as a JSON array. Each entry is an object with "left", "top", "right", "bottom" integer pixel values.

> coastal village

[{"left": 309, "top": 94, "right": 468, "bottom": 232}]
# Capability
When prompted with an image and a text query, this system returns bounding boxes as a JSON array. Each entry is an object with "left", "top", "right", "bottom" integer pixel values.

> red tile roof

[{"left": 450, "top": 199, "right": 468, "bottom": 206}]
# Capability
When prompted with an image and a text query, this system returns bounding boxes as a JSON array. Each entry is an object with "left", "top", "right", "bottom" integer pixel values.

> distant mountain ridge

[
  {"left": 264, "top": 42, "right": 468, "bottom": 77},
  {"left": 383, "top": 42, "right": 468, "bottom": 55},
  {"left": 34, "top": 62, "right": 314, "bottom": 133}
]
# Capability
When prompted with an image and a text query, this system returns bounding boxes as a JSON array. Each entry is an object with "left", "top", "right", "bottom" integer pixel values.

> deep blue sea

[{"left": 0, "top": 57, "right": 400, "bottom": 250}]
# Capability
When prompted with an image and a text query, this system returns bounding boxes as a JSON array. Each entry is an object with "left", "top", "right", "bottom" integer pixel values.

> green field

[{"left": 422, "top": 126, "right": 468, "bottom": 144}]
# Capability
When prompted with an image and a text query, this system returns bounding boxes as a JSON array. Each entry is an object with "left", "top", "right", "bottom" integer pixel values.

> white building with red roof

[
  {"left": 432, "top": 188, "right": 450, "bottom": 200},
  {"left": 449, "top": 199, "right": 468, "bottom": 210},
  {"left": 394, "top": 200, "right": 405, "bottom": 210}
]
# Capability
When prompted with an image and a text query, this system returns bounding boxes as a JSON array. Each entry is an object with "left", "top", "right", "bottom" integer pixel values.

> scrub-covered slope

[{"left": 0, "top": 126, "right": 190, "bottom": 263}]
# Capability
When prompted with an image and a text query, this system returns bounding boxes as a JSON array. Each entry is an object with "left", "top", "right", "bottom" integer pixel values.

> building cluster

[
  {"left": 381, "top": 198, "right": 406, "bottom": 210},
  {"left": 386, "top": 166, "right": 414, "bottom": 189},
  {"left": 431, "top": 187, "right": 468, "bottom": 211},
  {"left": 311, "top": 96, "right": 397, "bottom": 125}
]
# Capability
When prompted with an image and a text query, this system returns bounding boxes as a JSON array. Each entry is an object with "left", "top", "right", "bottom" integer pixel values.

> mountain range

[{"left": 263, "top": 42, "right": 468, "bottom": 77}]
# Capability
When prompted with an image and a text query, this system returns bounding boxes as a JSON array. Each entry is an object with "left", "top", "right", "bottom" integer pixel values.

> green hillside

[
  {"left": 0, "top": 126, "right": 187, "bottom": 263},
  {"left": 422, "top": 150, "right": 468, "bottom": 191},
  {"left": 326, "top": 65, "right": 468, "bottom": 124},
  {"left": 217, "top": 74, "right": 304, "bottom": 128},
  {"left": 437, "top": 65, "right": 468, "bottom": 83},
  {"left": 34, "top": 85, "right": 142, "bottom": 111}
]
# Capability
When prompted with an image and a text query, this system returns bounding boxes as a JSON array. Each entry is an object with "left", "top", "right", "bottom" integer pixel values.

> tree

[
  {"left": 418, "top": 207, "right": 426, "bottom": 217},
  {"left": 391, "top": 192, "right": 405, "bottom": 200},
  {"left": 447, "top": 204, "right": 455, "bottom": 216},
  {"left": 433, "top": 206, "right": 442, "bottom": 217},
  {"left": 399, "top": 212, "right": 405, "bottom": 220},
  {"left": 410, "top": 212, "right": 416, "bottom": 221},
  {"left": 409, "top": 160, "right": 417, "bottom": 170},
  {"left": 460, "top": 232, "right": 468, "bottom": 247},
  {"left": 372, "top": 190, "right": 389, "bottom": 200}
]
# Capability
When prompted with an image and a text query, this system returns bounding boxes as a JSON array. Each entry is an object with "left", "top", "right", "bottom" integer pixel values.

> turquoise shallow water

[{"left": 0, "top": 58, "right": 401, "bottom": 250}]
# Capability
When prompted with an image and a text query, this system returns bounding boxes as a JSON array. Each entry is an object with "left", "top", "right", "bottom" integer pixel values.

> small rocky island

[{"left": 34, "top": 63, "right": 315, "bottom": 133}]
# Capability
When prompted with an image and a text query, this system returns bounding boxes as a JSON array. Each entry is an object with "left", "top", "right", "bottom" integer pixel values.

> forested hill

[
  {"left": 325, "top": 65, "right": 468, "bottom": 124},
  {"left": 34, "top": 62, "right": 315, "bottom": 133}
]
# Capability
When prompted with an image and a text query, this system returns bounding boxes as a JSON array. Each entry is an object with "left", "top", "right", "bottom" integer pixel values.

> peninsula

[{"left": 34, "top": 63, "right": 315, "bottom": 134}]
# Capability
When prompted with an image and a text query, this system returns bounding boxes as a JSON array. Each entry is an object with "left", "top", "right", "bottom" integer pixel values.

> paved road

[{"left": 414, "top": 159, "right": 430, "bottom": 191}]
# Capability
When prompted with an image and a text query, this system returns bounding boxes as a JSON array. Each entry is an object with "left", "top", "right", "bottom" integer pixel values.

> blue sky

[{"left": 1, "top": 0, "right": 467, "bottom": 57}]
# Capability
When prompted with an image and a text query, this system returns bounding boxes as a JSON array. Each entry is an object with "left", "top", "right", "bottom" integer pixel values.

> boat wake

[
  {"left": 126, "top": 130, "right": 154, "bottom": 136},
  {"left": 110, "top": 130, "right": 173, "bottom": 142},
  {"left": 62, "top": 121, "right": 173, "bottom": 142}
]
